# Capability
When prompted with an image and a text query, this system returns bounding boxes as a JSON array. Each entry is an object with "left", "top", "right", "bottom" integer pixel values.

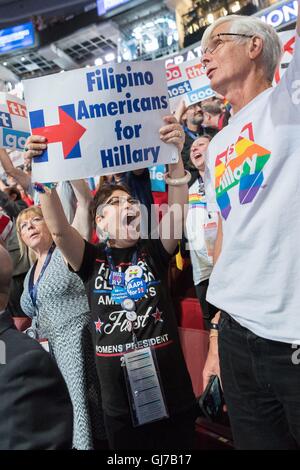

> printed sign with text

[
  {"left": 0, "top": 93, "right": 30, "bottom": 151},
  {"left": 23, "top": 61, "right": 178, "bottom": 183},
  {"left": 166, "top": 57, "right": 215, "bottom": 113}
]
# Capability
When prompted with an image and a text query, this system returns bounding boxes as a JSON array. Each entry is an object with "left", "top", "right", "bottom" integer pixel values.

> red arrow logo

[{"left": 33, "top": 108, "right": 86, "bottom": 157}]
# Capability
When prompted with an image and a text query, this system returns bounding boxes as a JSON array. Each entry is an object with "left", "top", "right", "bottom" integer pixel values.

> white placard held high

[
  {"left": 0, "top": 93, "right": 30, "bottom": 151},
  {"left": 23, "top": 61, "right": 178, "bottom": 183}
]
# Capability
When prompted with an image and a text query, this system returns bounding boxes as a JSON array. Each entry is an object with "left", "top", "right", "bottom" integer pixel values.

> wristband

[
  {"left": 209, "top": 322, "right": 219, "bottom": 331},
  {"left": 164, "top": 170, "right": 191, "bottom": 186},
  {"left": 209, "top": 331, "right": 218, "bottom": 341}
]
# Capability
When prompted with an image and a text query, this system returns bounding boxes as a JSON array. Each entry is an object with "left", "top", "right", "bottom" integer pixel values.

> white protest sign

[
  {"left": 274, "top": 29, "right": 295, "bottom": 85},
  {"left": 0, "top": 93, "right": 30, "bottom": 151},
  {"left": 23, "top": 61, "right": 178, "bottom": 183},
  {"left": 166, "top": 57, "right": 215, "bottom": 113}
]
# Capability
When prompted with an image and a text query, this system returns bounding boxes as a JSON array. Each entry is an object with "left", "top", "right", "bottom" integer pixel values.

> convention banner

[
  {"left": 0, "top": 93, "right": 30, "bottom": 151},
  {"left": 149, "top": 164, "right": 166, "bottom": 192},
  {"left": 23, "top": 61, "right": 178, "bottom": 183},
  {"left": 166, "top": 56, "right": 215, "bottom": 113},
  {"left": 275, "top": 29, "right": 295, "bottom": 84}
]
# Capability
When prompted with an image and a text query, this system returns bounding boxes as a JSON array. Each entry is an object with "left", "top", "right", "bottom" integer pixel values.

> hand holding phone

[{"left": 199, "top": 375, "right": 224, "bottom": 422}]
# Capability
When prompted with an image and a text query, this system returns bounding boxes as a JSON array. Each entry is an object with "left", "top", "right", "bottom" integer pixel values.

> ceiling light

[
  {"left": 105, "top": 53, "right": 115, "bottom": 62},
  {"left": 122, "top": 50, "right": 131, "bottom": 61},
  {"left": 94, "top": 57, "right": 103, "bottom": 66}
]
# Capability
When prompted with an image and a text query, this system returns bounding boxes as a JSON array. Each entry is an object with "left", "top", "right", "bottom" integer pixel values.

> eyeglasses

[
  {"left": 96, "top": 196, "right": 140, "bottom": 217},
  {"left": 19, "top": 216, "right": 44, "bottom": 233},
  {"left": 202, "top": 33, "right": 254, "bottom": 56}
]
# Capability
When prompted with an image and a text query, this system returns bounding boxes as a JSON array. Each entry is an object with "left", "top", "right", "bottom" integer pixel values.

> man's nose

[{"left": 201, "top": 53, "right": 211, "bottom": 68}]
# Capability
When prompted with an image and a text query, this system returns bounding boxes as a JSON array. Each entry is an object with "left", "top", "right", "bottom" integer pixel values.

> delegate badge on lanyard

[
  {"left": 204, "top": 221, "right": 218, "bottom": 258},
  {"left": 123, "top": 347, "right": 169, "bottom": 427}
]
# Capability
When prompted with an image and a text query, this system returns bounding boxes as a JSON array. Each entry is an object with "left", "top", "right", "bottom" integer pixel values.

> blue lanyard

[
  {"left": 29, "top": 243, "right": 55, "bottom": 308},
  {"left": 183, "top": 126, "right": 201, "bottom": 141},
  {"left": 104, "top": 244, "right": 138, "bottom": 273}
]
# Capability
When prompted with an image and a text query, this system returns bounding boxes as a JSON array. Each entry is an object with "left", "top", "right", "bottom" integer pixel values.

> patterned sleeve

[{"left": 20, "top": 269, "right": 35, "bottom": 319}]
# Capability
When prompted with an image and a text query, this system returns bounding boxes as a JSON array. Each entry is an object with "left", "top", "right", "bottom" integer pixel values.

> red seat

[
  {"left": 178, "top": 327, "right": 209, "bottom": 397},
  {"left": 178, "top": 297, "right": 205, "bottom": 330},
  {"left": 13, "top": 317, "right": 32, "bottom": 332}
]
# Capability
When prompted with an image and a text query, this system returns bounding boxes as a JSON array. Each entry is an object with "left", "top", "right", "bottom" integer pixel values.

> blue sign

[
  {"left": 0, "top": 111, "right": 12, "bottom": 129},
  {"left": 168, "top": 80, "right": 192, "bottom": 99},
  {"left": 3, "top": 129, "right": 30, "bottom": 150},
  {"left": 0, "top": 22, "right": 35, "bottom": 55},
  {"left": 187, "top": 85, "right": 215, "bottom": 104},
  {"left": 150, "top": 165, "right": 166, "bottom": 192},
  {"left": 255, "top": 0, "right": 298, "bottom": 29}
]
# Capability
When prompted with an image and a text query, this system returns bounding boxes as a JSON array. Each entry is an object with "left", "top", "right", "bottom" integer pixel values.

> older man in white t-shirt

[{"left": 202, "top": 5, "right": 300, "bottom": 449}]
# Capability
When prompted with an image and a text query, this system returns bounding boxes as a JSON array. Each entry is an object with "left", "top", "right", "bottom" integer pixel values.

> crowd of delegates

[
  {"left": 1, "top": 6, "right": 300, "bottom": 451},
  {"left": 0, "top": 93, "right": 226, "bottom": 450}
]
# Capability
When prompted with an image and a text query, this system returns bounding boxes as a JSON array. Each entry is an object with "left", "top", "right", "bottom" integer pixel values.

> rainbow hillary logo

[{"left": 215, "top": 137, "right": 271, "bottom": 220}]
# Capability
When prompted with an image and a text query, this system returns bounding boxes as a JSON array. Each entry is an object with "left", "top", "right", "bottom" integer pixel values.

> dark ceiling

[{"left": 0, "top": 0, "right": 92, "bottom": 26}]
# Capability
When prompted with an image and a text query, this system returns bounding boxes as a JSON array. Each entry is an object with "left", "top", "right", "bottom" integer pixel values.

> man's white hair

[{"left": 201, "top": 15, "right": 282, "bottom": 82}]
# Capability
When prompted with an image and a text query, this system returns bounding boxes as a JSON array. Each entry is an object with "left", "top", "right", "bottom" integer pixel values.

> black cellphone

[{"left": 198, "top": 375, "right": 224, "bottom": 421}]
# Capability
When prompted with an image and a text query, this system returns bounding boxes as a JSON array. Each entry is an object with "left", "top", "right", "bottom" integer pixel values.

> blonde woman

[{"left": 17, "top": 180, "right": 106, "bottom": 450}]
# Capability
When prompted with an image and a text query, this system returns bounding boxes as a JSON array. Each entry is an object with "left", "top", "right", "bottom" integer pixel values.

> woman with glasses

[
  {"left": 17, "top": 181, "right": 106, "bottom": 450},
  {"left": 24, "top": 115, "right": 196, "bottom": 450}
]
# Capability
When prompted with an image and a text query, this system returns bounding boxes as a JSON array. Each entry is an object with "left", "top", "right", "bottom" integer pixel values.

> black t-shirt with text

[{"left": 74, "top": 238, "right": 195, "bottom": 417}]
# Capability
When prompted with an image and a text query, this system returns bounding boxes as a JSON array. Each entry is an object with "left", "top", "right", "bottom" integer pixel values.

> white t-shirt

[
  {"left": 185, "top": 178, "right": 216, "bottom": 284},
  {"left": 205, "top": 32, "right": 300, "bottom": 344}
]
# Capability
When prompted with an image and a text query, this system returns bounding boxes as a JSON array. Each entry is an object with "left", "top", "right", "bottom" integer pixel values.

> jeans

[{"left": 219, "top": 311, "right": 300, "bottom": 450}]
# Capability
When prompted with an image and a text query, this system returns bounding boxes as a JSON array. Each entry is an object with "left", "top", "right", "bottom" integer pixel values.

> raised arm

[
  {"left": 70, "top": 179, "right": 93, "bottom": 241},
  {"left": 36, "top": 186, "right": 85, "bottom": 271},
  {"left": 202, "top": 214, "right": 222, "bottom": 390},
  {"left": 0, "top": 149, "right": 31, "bottom": 191},
  {"left": 24, "top": 134, "right": 86, "bottom": 270},
  {"left": 159, "top": 115, "right": 188, "bottom": 254}
]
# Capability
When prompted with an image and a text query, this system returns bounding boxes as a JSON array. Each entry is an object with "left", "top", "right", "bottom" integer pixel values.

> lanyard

[
  {"left": 104, "top": 244, "right": 138, "bottom": 273},
  {"left": 29, "top": 243, "right": 55, "bottom": 308},
  {"left": 183, "top": 125, "right": 201, "bottom": 141},
  {"left": 198, "top": 175, "right": 205, "bottom": 195}
]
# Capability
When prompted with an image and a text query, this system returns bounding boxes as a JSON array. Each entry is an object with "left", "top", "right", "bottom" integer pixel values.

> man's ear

[{"left": 249, "top": 36, "right": 264, "bottom": 60}]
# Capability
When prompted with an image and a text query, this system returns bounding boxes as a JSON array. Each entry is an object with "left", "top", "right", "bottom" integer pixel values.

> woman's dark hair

[
  {"left": 4, "top": 186, "right": 22, "bottom": 201},
  {"left": 91, "top": 182, "right": 132, "bottom": 223}
]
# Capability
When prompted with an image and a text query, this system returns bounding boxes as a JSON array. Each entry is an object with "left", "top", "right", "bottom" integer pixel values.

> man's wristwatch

[{"left": 209, "top": 322, "right": 219, "bottom": 331}]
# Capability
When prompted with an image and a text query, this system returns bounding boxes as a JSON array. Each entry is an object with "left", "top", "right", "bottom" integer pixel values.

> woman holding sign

[{"left": 24, "top": 115, "right": 197, "bottom": 450}]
